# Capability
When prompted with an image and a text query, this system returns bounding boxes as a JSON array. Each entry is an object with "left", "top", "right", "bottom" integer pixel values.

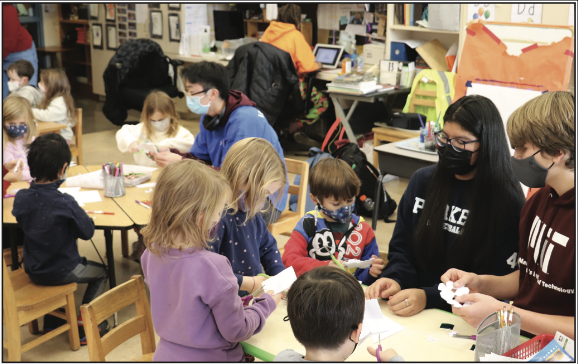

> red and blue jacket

[{"left": 282, "top": 210, "right": 379, "bottom": 285}]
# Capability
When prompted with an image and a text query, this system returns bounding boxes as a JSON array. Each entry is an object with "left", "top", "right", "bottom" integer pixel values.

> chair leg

[
  {"left": 28, "top": 319, "right": 39, "bottom": 334},
  {"left": 77, "top": 153, "right": 83, "bottom": 166},
  {"left": 121, "top": 230, "right": 129, "bottom": 257},
  {"left": 6, "top": 315, "right": 22, "bottom": 361},
  {"left": 65, "top": 293, "right": 80, "bottom": 351}
]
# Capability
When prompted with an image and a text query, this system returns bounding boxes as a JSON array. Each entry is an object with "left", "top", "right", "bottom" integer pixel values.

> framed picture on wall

[
  {"left": 89, "top": 4, "right": 99, "bottom": 20},
  {"left": 148, "top": 3, "right": 160, "bottom": 9},
  {"left": 128, "top": 22, "right": 136, "bottom": 30},
  {"left": 119, "top": 22, "right": 127, "bottom": 30},
  {"left": 129, "top": 31, "right": 137, "bottom": 38},
  {"left": 105, "top": 4, "right": 115, "bottom": 22},
  {"left": 117, "top": 7, "right": 126, "bottom": 15},
  {"left": 168, "top": 4, "right": 181, "bottom": 10},
  {"left": 106, "top": 24, "right": 118, "bottom": 50},
  {"left": 128, "top": 12, "right": 135, "bottom": 20},
  {"left": 118, "top": 15, "right": 127, "bottom": 22},
  {"left": 92, "top": 23, "right": 103, "bottom": 49},
  {"left": 168, "top": 13, "right": 180, "bottom": 42},
  {"left": 127, "top": 4, "right": 136, "bottom": 11},
  {"left": 150, "top": 10, "right": 163, "bottom": 39}
]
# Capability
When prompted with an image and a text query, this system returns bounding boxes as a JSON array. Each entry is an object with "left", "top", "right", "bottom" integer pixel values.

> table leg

[
  {"left": 373, "top": 133, "right": 383, "bottom": 170},
  {"left": 104, "top": 229, "right": 119, "bottom": 327},
  {"left": 330, "top": 96, "right": 359, "bottom": 143},
  {"left": 10, "top": 226, "right": 20, "bottom": 270}
]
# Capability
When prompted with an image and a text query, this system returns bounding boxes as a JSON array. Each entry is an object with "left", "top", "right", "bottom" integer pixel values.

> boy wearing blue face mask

[{"left": 282, "top": 158, "right": 384, "bottom": 285}]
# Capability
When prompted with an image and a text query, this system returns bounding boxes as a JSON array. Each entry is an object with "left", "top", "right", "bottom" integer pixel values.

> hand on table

[
  {"left": 441, "top": 268, "right": 483, "bottom": 293},
  {"left": 365, "top": 278, "right": 401, "bottom": 299},
  {"left": 369, "top": 254, "right": 385, "bottom": 278},
  {"left": 388, "top": 288, "right": 426, "bottom": 317},
  {"left": 128, "top": 141, "right": 140, "bottom": 153},
  {"left": 367, "top": 346, "right": 399, "bottom": 362},
  {"left": 151, "top": 151, "right": 183, "bottom": 167},
  {"left": 452, "top": 293, "right": 503, "bottom": 328},
  {"left": 4, "top": 159, "right": 22, "bottom": 171}
]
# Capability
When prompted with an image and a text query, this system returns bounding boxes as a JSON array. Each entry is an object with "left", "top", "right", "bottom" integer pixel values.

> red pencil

[{"left": 84, "top": 210, "right": 115, "bottom": 215}]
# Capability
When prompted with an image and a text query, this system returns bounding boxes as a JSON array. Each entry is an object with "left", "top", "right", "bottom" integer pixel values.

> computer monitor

[
  {"left": 313, "top": 44, "right": 345, "bottom": 69},
  {"left": 214, "top": 10, "right": 245, "bottom": 41}
]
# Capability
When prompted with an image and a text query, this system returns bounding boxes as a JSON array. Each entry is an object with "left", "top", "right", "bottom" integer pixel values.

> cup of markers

[{"left": 102, "top": 162, "right": 126, "bottom": 198}]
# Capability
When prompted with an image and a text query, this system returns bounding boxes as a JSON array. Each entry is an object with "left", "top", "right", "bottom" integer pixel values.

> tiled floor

[{"left": 3, "top": 97, "right": 409, "bottom": 361}]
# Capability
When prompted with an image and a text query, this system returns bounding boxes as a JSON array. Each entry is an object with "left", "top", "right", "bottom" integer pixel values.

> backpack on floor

[{"left": 331, "top": 142, "right": 397, "bottom": 222}]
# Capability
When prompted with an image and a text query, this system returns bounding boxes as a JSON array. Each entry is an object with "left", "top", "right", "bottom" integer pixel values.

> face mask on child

[
  {"left": 186, "top": 91, "right": 212, "bottom": 115},
  {"left": 7, "top": 81, "right": 21, "bottom": 92},
  {"left": 150, "top": 117, "right": 171, "bottom": 132},
  {"left": 316, "top": 197, "right": 356, "bottom": 224},
  {"left": 5, "top": 124, "right": 28, "bottom": 138}
]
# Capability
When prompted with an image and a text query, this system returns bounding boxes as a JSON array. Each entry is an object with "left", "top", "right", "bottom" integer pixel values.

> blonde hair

[
  {"left": 3, "top": 95, "right": 37, "bottom": 151},
  {"left": 140, "top": 90, "right": 180, "bottom": 140},
  {"left": 221, "top": 138, "right": 287, "bottom": 223},
  {"left": 38, "top": 69, "right": 77, "bottom": 126},
  {"left": 141, "top": 159, "right": 231, "bottom": 256},
  {"left": 508, "top": 91, "right": 575, "bottom": 169}
]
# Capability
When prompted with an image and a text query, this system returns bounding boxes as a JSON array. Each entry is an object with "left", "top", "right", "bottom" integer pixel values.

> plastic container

[
  {"left": 359, "top": 195, "right": 374, "bottom": 211},
  {"left": 350, "top": 41, "right": 358, "bottom": 69},
  {"left": 474, "top": 312, "right": 522, "bottom": 361},
  {"left": 124, "top": 173, "right": 152, "bottom": 187},
  {"left": 503, "top": 334, "right": 555, "bottom": 360},
  {"left": 102, "top": 170, "right": 126, "bottom": 197}
]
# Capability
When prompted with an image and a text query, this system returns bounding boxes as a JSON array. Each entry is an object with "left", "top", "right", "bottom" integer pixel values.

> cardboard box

[
  {"left": 391, "top": 42, "right": 418, "bottom": 62},
  {"left": 415, "top": 39, "right": 449, "bottom": 71},
  {"left": 376, "top": 14, "right": 387, "bottom": 36}
]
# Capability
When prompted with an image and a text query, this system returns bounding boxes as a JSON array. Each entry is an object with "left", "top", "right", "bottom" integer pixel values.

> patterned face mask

[
  {"left": 5, "top": 124, "right": 28, "bottom": 138},
  {"left": 316, "top": 198, "right": 355, "bottom": 224}
]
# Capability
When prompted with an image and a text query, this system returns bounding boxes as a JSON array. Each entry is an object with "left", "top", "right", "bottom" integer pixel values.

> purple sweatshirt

[{"left": 141, "top": 247, "right": 277, "bottom": 362}]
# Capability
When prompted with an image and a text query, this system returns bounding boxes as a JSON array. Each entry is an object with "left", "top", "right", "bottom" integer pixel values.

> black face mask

[{"left": 437, "top": 145, "right": 478, "bottom": 176}]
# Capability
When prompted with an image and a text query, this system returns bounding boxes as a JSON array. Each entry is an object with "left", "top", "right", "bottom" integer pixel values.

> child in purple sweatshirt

[{"left": 141, "top": 159, "right": 284, "bottom": 362}]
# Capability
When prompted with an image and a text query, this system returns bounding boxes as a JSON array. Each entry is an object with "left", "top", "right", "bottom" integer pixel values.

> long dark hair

[{"left": 413, "top": 95, "right": 524, "bottom": 273}]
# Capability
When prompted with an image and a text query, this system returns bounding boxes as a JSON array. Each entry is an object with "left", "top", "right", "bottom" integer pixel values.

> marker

[
  {"left": 135, "top": 200, "right": 151, "bottom": 209},
  {"left": 330, "top": 254, "right": 346, "bottom": 271},
  {"left": 85, "top": 210, "right": 115, "bottom": 215},
  {"left": 14, "top": 160, "right": 21, "bottom": 173}
]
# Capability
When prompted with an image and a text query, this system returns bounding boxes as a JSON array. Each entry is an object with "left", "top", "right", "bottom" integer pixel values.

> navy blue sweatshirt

[
  {"left": 381, "top": 165, "right": 524, "bottom": 311},
  {"left": 209, "top": 208, "right": 285, "bottom": 296},
  {"left": 12, "top": 180, "right": 95, "bottom": 280}
]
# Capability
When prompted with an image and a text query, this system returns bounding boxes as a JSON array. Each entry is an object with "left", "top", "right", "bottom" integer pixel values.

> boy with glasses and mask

[
  {"left": 442, "top": 91, "right": 574, "bottom": 339},
  {"left": 282, "top": 158, "right": 385, "bottom": 285},
  {"left": 275, "top": 266, "right": 403, "bottom": 362}
]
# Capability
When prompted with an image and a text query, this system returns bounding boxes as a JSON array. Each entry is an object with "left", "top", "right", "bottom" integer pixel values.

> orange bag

[{"left": 454, "top": 22, "right": 574, "bottom": 101}]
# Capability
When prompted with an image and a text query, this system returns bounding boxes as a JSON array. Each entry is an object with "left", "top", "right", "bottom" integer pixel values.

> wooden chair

[
  {"left": 408, "top": 79, "right": 437, "bottom": 113},
  {"left": 267, "top": 159, "right": 309, "bottom": 254},
  {"left": 2, "top": 259, "right": 80, "bottom": 361},
  {"left": 70, "top": 108, "right": 83, "bottom": 165},
  {"left": 3, "top": 246, "right": 24, "bottom": 270},
  {"left": 80, "top": 275, "right": 156, "bottom": 361}
]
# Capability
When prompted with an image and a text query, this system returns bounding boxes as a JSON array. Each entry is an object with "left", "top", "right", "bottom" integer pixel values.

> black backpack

[{"left": 331, "top": 143, "right": 397, "bottom": 222}]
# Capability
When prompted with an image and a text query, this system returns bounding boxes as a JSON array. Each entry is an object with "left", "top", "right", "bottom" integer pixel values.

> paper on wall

[
  {"left": 65, "top": 170, "right": 104, "bottom": 189},
  {"left": 318, "top": 4, "right": 364, "bottom": 31},
  {"left": 359, "top": 299, "right": 404, "bottom": 343},
  {"left": 262, "top": 266, "right": 297, "bottom": 295},
  {"left": 184, "top": 4, "right": 207, "bottom": 34},
  {"left": 344, "top": 24, "right": 367, "bottom": 36},
  {"left": 466, "top": 4, "right": 495, "bottom": 21},
  {"left": 511, "top": 4, "right": 542, "bottom": 24},
  {"left": 135, "top": 4, "right": 147, "bottom": 24},
  {"left": 343, "top": 257, "right": 374, "bottom": 269}
]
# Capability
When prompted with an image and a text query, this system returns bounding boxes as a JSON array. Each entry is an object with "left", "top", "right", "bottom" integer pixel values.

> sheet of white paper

[
  {"left": 466, "top": 4, "right": 495, "bottom": 22},
  {"left": 7, "top": 188, "right": 22, "bottom": 195},
  {"left": 395, "top": 39, "right": 427, "bottom": 49},
  {"left": 360, "top": 299, "right": 405, "bottom": 343},
  {"left": 135, "top": 4, "right": 148, "bottom": 24},
  {"left": 511, "top": 4, "right": 542, "bottom": 24},
  {"left": 58, "top": 187, "right": 81, "bottom": 194},
  {"left": 262, "top": 266, "right": 297, "bottom": 295},
  {"left": 151, "top": 12, "right": 162, "bottom": 36},
  {"left": 64, "top": 190, "right": 102, "bottom": 205},
  {"left": 184, "top": 4, "right": 207, "bottom": 34},
  {"left": 65, "top": 170, "right": 104, "bottom": 189},
  {"left": 343, "top": 258, "right": 374, "bottom": 269},
  {"left": 136, "top": 182, "right": 156, "bottom": 188}
]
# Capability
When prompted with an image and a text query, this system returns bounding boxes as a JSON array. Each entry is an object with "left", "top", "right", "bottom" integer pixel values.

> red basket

[{"left": 503, "top": 334, "right": 555, "bottom": 359}]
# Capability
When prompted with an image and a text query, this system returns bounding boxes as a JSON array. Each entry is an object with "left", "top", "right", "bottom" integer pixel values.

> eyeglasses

[
  {"left": 434, "top": 131, "right": 479, "bottom": 152},
  {"left": 187, "top": 89, "right": 210, "bottom": 97}
]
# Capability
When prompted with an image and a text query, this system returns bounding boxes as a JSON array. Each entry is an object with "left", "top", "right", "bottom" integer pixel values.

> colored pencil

[
  {"left": 135, "top": 200, "right": 151, "bottom": 209},
  {"left": 85, "top": 210, "right": 115, "bottom": 215}
]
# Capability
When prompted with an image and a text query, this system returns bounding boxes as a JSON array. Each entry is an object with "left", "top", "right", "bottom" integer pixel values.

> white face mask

[
  {"left": 150, "top": 117, "right": 171, "bottom": 132},
  {"left": 8, "top": 81, "right": 21, "bottom": 92}
]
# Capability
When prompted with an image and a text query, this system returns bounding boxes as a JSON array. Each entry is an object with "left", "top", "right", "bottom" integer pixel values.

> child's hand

[
  {"left": 365, "top": 278, "right": 401, "bottom": 300},
  {"left": 369, "top": 255, "right": 385, "bottom": 278},
  {"left": 328, "top": 259, "right": 344, "bottom": 269},
  {"left": 128, "top": 141, "right": 140, "bottom": 153},
  {"left": 388, "top": 288, "right": 426, "bottom": 317},
  {"left": 152, "top": 151, "right": 183, "bottom": 167},
  {"left": 4, "top": 165, "right": 23, "bottom": 183},
  {"left": 367, "top": 346, "right": 399, "bottom": 362},
  {"left": 267, "top": 290, "right": 286, "bottom": 306},
  {"left": 252, "top": 275, "right": 268, "bottom": 293},
  {"left": 4, "top": 159, "right": 22, "bottom": 171},
  {"left": 441, "top": 268, "right": 482, "bottom": 293}
]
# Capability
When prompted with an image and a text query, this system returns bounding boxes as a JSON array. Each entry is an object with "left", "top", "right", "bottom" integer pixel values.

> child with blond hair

[
  {"left": 32, "top": 69, "right": 76, "bottom": 144},
  {"left": 211, "top": 138, "right": 286, "bottom": 296},
  {"left": 3, "top": 95, "right": 37, "bottom": 181},
  {"left": 141, "top": 159, "right": 284, "bottom": 361},
  {"left": 116, "top": 90, "right": 194, "bottom": 167}
]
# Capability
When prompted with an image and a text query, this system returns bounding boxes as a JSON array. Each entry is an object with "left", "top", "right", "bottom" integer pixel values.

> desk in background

[
  {"left": 374, "top": 140, "right": 438, "bottom": 179},
  {"left": 36, "top": 121, "right": 67, "bottom": 136},
  {"left": 372, "top": 126, "right": 420, "bottom": 169}
]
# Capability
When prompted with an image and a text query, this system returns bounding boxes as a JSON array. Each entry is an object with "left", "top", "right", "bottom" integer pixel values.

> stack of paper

[
  {"left": 359, "top": 299, "right": 404, "bottom": 343},
  {"left": 262, "top": 266, "right": 297, "bottom": 295},
  {"left": 343, "top": 258, "right": 374, "bottom": 269}
]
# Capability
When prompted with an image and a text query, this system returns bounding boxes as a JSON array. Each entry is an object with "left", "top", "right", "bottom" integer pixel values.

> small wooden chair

[
  {"left": 3, "top": 246, "right": 24, "bottom": 270},
  {"left": 267, "top": 159, "right": 309, "bottom": 254},
  {"left": 2, "top": 259, "right": 80, "bottom": 361},
  {"left": 408, "top": 80, "right": 437, "bottom": 113},
  {"left": 70, "top": 108, "right": 83, "bottom": 165},
  {"left": 80, "top": 275, "right": 156, "bottom": 361}
]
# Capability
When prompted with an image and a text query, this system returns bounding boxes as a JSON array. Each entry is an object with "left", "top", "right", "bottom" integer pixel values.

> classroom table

[
  {"left": 242, "top": 296, "right": 529, "bottom": 362},
  {"left": 2, "top": 165, "right": 134, "bottom": 326},
  {"left": 36, "top": 121, "right": 67, "bottom": 135},
  {"left": 374, "top": 139, "right": 438, "bottom": 179},
  {"left": 325, "top": 87, "right": 411, "bottom": 144}
]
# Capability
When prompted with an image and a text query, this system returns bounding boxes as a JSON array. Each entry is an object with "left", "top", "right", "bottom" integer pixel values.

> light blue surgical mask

[{"left": 186, "top": 91, "right": 212, "bottom": 115}]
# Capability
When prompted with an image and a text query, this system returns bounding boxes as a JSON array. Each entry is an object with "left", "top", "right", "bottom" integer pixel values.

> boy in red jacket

[{"left": 442, "top": 91, "right": 575, "bottom": 339}]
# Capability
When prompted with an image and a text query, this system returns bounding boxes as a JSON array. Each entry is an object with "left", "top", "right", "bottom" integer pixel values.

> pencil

[
  {"left": 85, "top": 210, "right": 115, "bottom": 215},
  {"left": 135, "top": 200, "right": 151, "bottom": 209},
  {"left": 330, "top": 254, "right": 346, "bottom": 271}
]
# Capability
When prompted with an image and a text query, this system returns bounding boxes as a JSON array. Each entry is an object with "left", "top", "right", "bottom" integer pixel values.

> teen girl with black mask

[{"left": 366, "top": 95, "right": 525, "bottom": 317}]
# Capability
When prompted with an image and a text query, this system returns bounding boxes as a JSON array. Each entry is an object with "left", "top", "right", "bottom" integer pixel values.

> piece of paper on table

[
  {"left": 262, "top": 266, "right": 297, "bottom": 295},
  {"left": 136, "top": 182, "right": 156, "bottom": 188},
  {"left": 438, "top": 281, "right": 472, "bottom": 307},
  {"left": 64, "top": 190, "right": 102, "bottom": 205},
  {"left": 359, "top": 299, "right": 404, "bottom": 343},
  {"left": 65, "top": 170, "right": 104, "bottom": 189},
  {"left": 427, "top": 335, "right": 439, "bottom": 343},
  {"left": 58, "top": 187, "right": 81, "bottom": 194},
  {"left": 343, "top": 257, "right": 374, "bottom": 269}
]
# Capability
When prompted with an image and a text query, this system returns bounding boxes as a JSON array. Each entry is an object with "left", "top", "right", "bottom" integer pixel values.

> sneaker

[
  {"left": 78, "top": 314, "right": 111, "bottom": 346},
  {"left": 43, "top": 308, "right": 67, "bottom": 333},
  {"left": 131, "top": 240, "right": 146, "bottom": 263}
]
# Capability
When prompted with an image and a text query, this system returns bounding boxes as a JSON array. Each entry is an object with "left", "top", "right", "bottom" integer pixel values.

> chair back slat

[{"left": 100, "top": 315, "right": 147, "bottom": 358}]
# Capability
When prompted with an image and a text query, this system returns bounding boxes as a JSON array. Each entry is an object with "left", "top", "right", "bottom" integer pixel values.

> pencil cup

[
  {"left": 102, "top": 170, "right": 126, "bottom": 198},
  {"left": 474, "top": 312, "right": 521, "bottom": 361},
  {"left": 424, "top": 135, "right": 436, "bottom": 152}
]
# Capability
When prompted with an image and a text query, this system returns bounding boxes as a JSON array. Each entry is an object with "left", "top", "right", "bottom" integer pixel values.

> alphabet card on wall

[
  {"left": 466, "top": 4, "right": 495, "bottom": 21},
  {"left": 511, "top": 4, "right": 542, "bottom": 24}
]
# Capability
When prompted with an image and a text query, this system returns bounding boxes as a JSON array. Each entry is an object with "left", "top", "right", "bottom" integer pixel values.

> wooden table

[
  {"left": 372, "top": 126, "right": 420, "bottom": 169},
  {"left": 374, "top": 140, "right": 438, "bottom": 179},
  {"left": 242, "top": 295, "right": 528, "bottom": 362},
  {"left": 37, "top": 121, "right": 67, "bottom": 135}
]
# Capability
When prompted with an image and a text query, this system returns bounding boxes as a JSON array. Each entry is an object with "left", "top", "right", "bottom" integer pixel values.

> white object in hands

[
  {"left": 261, "top": 266, "right": 297, "bottom": 295},
  {"left": 438, "top": 281, "right": 472, "bottom": 308},
  {"left": 359, "top": 299, "right": 405, "bottom": 344},
  {"left": 14, "top": 160, "right": 21, "bottom": 173},
  {"left": 343, "top": 257, "right": 374, "bottom": 269}
]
